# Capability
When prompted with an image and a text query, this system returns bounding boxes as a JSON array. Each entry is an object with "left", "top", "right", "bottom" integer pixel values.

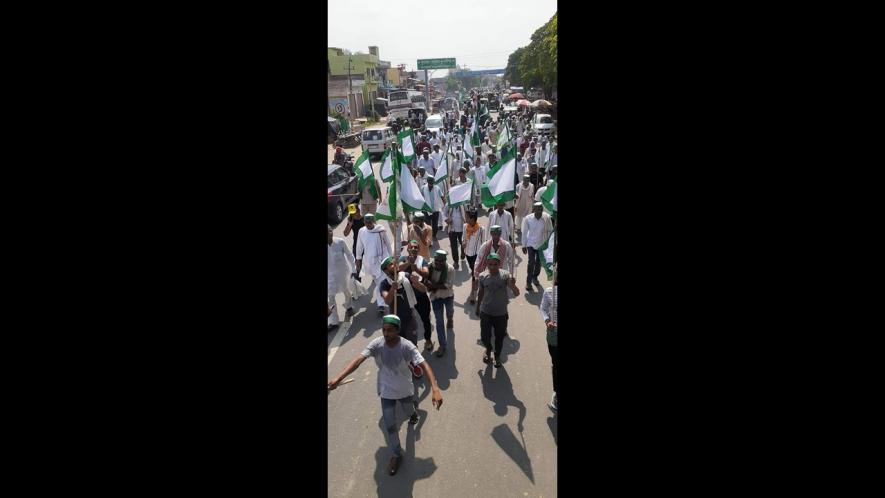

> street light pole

[{"left": 347, "top": 55, "right": 353, "bottom": 130}]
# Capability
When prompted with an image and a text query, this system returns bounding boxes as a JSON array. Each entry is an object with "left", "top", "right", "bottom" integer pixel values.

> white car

[
  {"left": 424, "top": 114, "right": 444, "bottom": 135},
  {"left": 532, "top": 113, "right": 555, "bottom": 136},
  {"left": 361, "top": 127, "right": 396, "bottom": 159}
]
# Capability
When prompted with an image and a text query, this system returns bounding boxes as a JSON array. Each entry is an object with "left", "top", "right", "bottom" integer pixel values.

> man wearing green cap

[
  {"left": 521, "top": 202, "right": 553, "bottom": 291},
  {"left": 328, "top": 314, "right": 443, "bottom": 476},
  {"left": 426, "top": 249, "right": 455, "bottom": 357},
  {"left": 398, "top": 240, "right": 435, "bottom": 353},
  {"left": 476, "top": 253, "right": 520, "bottom": 367},
  {"left": 355, "top": 213, "right": 393, "bottom": 316}
]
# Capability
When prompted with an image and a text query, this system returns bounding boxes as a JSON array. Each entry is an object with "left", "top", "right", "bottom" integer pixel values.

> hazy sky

[{"left": 328, "top": 0, "right": 557, "bottom": 77}]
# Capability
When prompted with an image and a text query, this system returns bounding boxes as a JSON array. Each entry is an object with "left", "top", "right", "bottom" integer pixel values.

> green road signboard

[{"left": 417, "top": 58, "right": 456, "bottom": 70}]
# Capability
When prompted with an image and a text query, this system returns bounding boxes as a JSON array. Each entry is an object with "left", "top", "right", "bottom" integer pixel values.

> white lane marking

[{"left": 327, "top": 317, "right": 352, "bottom": 366}]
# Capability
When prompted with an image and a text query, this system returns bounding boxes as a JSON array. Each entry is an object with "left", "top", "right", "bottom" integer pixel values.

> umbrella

[
  {"left": 531, "top": 99, "right": 552, "bottom": 108},
  {"left": 516, "top": 99, "right": 531, "bottom": 107},
  {"left": 508, "top": 93, "right": 525, "bottom": 100}
]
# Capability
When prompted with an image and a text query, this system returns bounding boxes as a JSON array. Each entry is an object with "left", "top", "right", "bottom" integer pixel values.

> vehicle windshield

[
  {"left": 425, "top": 118, "right": 443, "bottom": 128},
  {"left": 363, "top": 130, "right": 385, "bottom": 141},
  {"left": 389, "top": 91, "right": 409, "bottom": 102},
  {"left": 410, "top": 96, "right": 426, "bottom": 104},
  {"left": 539, "top": 116, "right": 553, "bottom": 124}
]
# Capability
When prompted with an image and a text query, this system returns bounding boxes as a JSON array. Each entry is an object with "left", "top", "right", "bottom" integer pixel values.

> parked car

[
  {"left": 328, "top": 163, "right": 360, "bottom": 223},
  {"left": 361, "top": 127, "right": 395, "bottom": 160},
  {"left": 532, "top": 113, "right": 555, "bottom": 136}
]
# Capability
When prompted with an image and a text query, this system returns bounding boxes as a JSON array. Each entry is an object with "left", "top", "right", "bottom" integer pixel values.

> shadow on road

[
  {"left": 522, "top": 289, "right": 542, "bottom": 306},
  {"left": 373, "top": 422, "right": 437, "bottom": 498},
  {"left": 547, "top": 413, "right": 557, "bottom": 445},
  {"left": 426, "top": 327, "right": 458, "bottom": 391},
  {"left": 478, "top": 365, "right": 533, "bottom": 482},
  {"left": 491, "top": 423, "right": 534, "bottom": 484}
]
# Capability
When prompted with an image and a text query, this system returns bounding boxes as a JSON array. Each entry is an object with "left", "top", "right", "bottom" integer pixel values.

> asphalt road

[{"left": 327, "top": 123, "right": 556, "bottom": 498}]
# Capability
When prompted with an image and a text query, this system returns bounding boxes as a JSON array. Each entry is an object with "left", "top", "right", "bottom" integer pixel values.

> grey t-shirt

[
  {"left": 361, "top": 337, "right": 425, "bottom": 400},
  {"left": 479, "top": 270, "right": 511, "bottom": 317}
]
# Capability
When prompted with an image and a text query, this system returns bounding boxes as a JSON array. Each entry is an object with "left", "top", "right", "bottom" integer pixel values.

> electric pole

[{"left": 347, "top": 56, "right": 353, "bottom": 129}]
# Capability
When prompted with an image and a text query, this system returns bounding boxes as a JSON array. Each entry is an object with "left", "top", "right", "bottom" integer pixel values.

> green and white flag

[
  {"left": 481, "top": 147, "right": 518, "bottom": 207},
  {"left": 434, "top": 143, "right": 449, "bottom": 183},
  {"left": 497, "top": 121, "right": 511, "bottom": 151},
  {"left": 353, "top": 151, "right": 379, "bottom": 200},
  {"left": 538, "top": 230, "right": 555, "bottom": 280},
  {"left": 375, "top": 152, "right": 400, "bottom": 221},
  {"left": 446, "top": 181, "right": 473, "bottom": 208},
  {"left": 399, "top": 157, "right": 431, "bottom": 213},
  {"left": 463, "top": 134, "right": 475, "bottom": 160},
  {"left": 379, "top": 149, "right": 395, "bottom": 183},
  {"left": 541, "top": 179, "right": 557, "bottom": 215},
  {"left": 469, "top": 114, "right": 481, "bottom": 147},
  {"left": 398, "top": 128, "right": 416, "bottom": 163}
]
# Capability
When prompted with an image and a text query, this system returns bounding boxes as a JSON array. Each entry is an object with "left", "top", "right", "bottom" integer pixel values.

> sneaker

[
  {"left": 424, "top": 340, "right": 434, "bottom": 351},
  {"left": 409, "top": 361, "right": 423, "bottom": 378},
  {"left": 434, "top": 347, "right": 446, "bottom": 358},
  {"left": 344, "top": 307, "right": 355, "bottom": 319},
  {"left": 525, "top": 281, "right": 533, "bottom": 292},
  {"left": 548, "top": 393, "right": 558, "bottom": 411},
  {"left": 408, "top": 412, "right": 419, "bottom": 425}
]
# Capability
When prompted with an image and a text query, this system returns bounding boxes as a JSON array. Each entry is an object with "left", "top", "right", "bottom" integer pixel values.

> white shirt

[
  {"left": 488, "top": 209, "right": 514, "bottom": 243},
  {"left": 430, "top": 152, "right": 443, "bottom": 169},
  {"left": 361, "top": 337, "right": 425, "bottom": 399},
  {"left": 328, "top": 237, "right": 355, "bottom": 294},
  {"left": 422, "top": 184, "right": 444, "bottom": 213},
  {"left": 521, "top": 213, "right": 553, "bottom": 249},
  {"left": 417, "top": 156, "right": 435, "bottom": 176},
  {"left": 535, "top": 185, "right": 548, "bottom": 202},
  {"left": 355, "top": 226, "right": 392, "bottom": 273},
  {"left": 481, "top": 142, "right": 492, "bottom": 157},
  {"left": 516, "top": 158, "right": 527, "bottom": 179},
  {"left": 449, "top": 205, "right": 464, "bottom": 232}
]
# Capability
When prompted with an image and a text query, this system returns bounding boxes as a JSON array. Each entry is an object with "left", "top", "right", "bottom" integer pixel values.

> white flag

[
  {"left": 481, "top": 148, "right": 517, "bottom": 207},
  {"left": 446, "top": 181, "right": 473, "bottom": 208},
  {"left": 399, "top": 160, "right": 430, "bottom": 212},
  {"left": 434, "top": 148, "right": 448, "bottom": 182},
  {"left": 380, "top": 150, "right": 394, "bottom": 182}
]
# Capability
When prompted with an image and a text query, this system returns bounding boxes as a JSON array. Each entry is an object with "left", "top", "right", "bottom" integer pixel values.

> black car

[{"left": 328, "top": 163, "right": 360, "bottom": 223}]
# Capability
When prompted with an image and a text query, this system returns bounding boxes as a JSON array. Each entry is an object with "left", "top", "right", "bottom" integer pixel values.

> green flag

[
  {"left": 375, "top": 151, "right": 399, "bottom": 221},
  {"left": 541, "top": 179, "right": 557, "bottom": 215},
  {"left": 398, "top": 128, "right": 416, "bottom": 163},
  {"left": 353, "top": 151, "right": 379, "bottom": 200},
  {"left": 480, "top": 147, "right": 518, "bottom": 207}
]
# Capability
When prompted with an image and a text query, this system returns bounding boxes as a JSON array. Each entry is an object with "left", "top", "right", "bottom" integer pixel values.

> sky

[{"left": 328, "top": 0, "right": 557, "bottom": 77}]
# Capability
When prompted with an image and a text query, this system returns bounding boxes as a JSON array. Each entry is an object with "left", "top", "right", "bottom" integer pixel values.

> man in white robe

[
  {"left": 329, "top": 226, "right": 356, "bottom": 328},
  {"left": 355, "top": 213, "right": 393, "bottom": 316},
  {"left": 514, "top": 175, "right": 535, "bottom": 237}
]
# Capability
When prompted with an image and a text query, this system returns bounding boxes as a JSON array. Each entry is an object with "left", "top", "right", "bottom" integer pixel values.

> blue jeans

[
  {"left": 431, "top": 296, "right": 453, "bottom": 348},
  {"left": 380, "top": 395, "right": 417, "bottom": 457}
]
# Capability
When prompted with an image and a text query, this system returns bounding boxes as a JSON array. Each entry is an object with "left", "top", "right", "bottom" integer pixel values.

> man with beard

[{"left": 355, "top": 213, "right": 393, "bottom": 316}]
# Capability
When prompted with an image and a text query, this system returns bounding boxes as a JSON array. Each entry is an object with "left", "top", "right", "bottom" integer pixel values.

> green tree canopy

[{"left": 504, "top": 12, "right": 557, "bottom": 97}]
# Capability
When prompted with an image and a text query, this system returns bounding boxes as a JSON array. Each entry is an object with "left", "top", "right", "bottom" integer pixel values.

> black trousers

[
  {"left": 414, "top": 292, "right": 433, "bottom": 343},
  {"left": 449, "top": 231, "right": 463, "bottom": 261},
  {"left": 548, "top": 344, "right": 558, "bottom": 394},
  {"left": 466, "top": 255, "right": 477, "bottom": 278},
  {"left": 480, "top": 312, "right": 508, "bottom": 355},
  {"left": 430, "top": 212, "right": 440, "bottom": 239},
  {"left": 527, "top": 247, "right": 542, "bottom": 281}
]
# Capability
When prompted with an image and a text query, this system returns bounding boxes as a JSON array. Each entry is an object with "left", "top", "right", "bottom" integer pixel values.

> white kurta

[
  {"left": 355, "top": 226, "right": 391, "bottom": 277},
  {"left": 488, "top": 209, "right": 515, "bottom": 244},
  {"left": 328, "top": 237, "right": 355, "bottom": 294},
  {"left": 515, "top": 183, "right": 536, "bottom": 226}
]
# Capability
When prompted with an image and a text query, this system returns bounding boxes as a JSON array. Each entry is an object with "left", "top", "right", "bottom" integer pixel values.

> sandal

[{"left": 483, "top": 350, "right": 491, "bottom": 364}]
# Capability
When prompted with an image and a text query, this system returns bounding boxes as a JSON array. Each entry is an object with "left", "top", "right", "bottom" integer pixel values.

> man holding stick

[{"left": 328, "top": 314, "right": 443, "bottom": 476}]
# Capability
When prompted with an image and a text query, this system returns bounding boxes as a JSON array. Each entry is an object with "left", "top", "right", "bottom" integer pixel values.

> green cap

[
  {"left": 409, "top": 239, "right": 419, "bottom": 245},
  {"left": 490, "top": 225, "right": 502, "bottom": 233},
  {"left": 382, "top": 315, "right": 401, "bottom": 327},
  {"left": 379, "top": 256, "right": 394, "bottom": 270},
  {"left": 487, "top": 253, "right": 501, "bottom": 262},
  {"left": 434, "top": 250, "right": 448, "bottom": 259}
]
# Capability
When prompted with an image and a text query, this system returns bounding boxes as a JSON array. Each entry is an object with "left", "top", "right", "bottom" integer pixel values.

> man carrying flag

[{"left": 353, "top": 150, "right": 383, "bottom": 215}]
